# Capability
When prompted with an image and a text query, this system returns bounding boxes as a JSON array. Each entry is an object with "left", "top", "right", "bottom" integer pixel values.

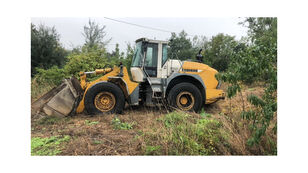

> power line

[{"left": 104, "top": 17, "right": 195, "bottom": 37}]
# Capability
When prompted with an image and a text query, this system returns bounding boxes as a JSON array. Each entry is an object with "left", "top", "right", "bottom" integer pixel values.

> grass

[
  {"left": 31, "top": 78, "right": 55, "bottom": 101},
  {"left": 144, "top": 111, "right": 230, "bottom": 155},
  {"left": 31, "top": 83, "right": 276, "bottom": 155},
  {"left": 93, "top": 140, "right": 104, "bottom": 145},
  {"left": 38, "top": 116, "right": 62, "bottom": 125},
  {"left": 85, "top": 120, "right": 99, "bottom": 125},
  {"left": 200, "top": 108, "right": 212, "bottom": 118},
  {"left": 145, "top": 145, "right": 161, "bottom": 155},
  {"left": 111, "top": 117, "right": 134, "bottom": 130},
  {"left": 31, "top": 135, "right": 71, "bottom": 156}
]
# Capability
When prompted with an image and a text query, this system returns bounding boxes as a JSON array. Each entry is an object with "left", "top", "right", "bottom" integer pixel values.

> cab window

[{"left": 162, "top": 44, "right": 168, "bottom": 66}]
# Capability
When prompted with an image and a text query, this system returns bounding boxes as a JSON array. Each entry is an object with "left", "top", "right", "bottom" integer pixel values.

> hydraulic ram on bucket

[{"left": 31, "top": 77, "right": 83, "bottom": 117}]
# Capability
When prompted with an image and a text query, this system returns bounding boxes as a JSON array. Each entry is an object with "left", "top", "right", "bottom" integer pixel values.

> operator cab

[{"left": 131, "top": 38, "right": 181, "bottom": 82}]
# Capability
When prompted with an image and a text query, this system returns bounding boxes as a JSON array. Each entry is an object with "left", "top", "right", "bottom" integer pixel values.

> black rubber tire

[
  {"left": 84, "top": 82, "right": 125, "bottom": 115},
  {"left": 167, "top": 82, "right": 203, "bottom": 112}
]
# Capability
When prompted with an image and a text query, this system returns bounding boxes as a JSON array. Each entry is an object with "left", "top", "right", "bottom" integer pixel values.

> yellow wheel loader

[{"left": 32, "top": 38, "right": 225, "bottom": 116}]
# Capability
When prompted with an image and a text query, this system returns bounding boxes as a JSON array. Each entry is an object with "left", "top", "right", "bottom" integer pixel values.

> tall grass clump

[{"left": 143, "top": 111, "right": 230, "bottom": 155}]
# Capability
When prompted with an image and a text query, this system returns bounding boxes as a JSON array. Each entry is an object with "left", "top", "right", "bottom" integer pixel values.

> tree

[
  {"left": 82, "top": 19, "right": 111, "bottom": 49},
  {"left": 168, "top": 30, "right": 195, "bottom": 60},
  {"left": 202, "top": 33, "right": 238, "bottom": 71},
  {"left": 217, "top": 17, "right": 277, "bottom": 152},
  {"left": 108, "top": 43, "right": 122, "bottom": 59},
  {"left": 31, "top": 23, "right": 67, "bottom": 76},
  {"left": 123, "top": 43, "right": 135, "bottom": 75}
]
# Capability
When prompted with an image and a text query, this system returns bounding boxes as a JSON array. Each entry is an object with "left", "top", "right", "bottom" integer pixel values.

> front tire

[
  {"left": 84, "top": 82, "right": 125, "bottom": 115},
  {"left": 168, "top": 82, "right": 203, "bottom": 112}
]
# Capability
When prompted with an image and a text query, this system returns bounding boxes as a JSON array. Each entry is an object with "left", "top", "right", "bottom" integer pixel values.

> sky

[{"left": 31, "top": 17, "right": 248, "bottom": 53}]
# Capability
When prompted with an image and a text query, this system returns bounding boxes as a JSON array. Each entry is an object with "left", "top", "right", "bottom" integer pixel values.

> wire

[{"left": 104, "top": 17, "right": 195, "bottom": 37}]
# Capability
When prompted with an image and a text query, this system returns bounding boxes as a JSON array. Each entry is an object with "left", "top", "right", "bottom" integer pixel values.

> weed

[
  {"left": 145, "top": 145, "right": 161, "bottom": 155},
  {"left": 85, "top": 120, "right": 99, "bottom": 125},
  {"left": 38, "top": 116, "right": 62, "bottom": 125},
  {"left": 93, "top": 140, "right": 103, "bottom": 145},
  {"left": 143, "top": 111, "right": 229, "bottom": 155},
  {"left": 162, "top": 111, "right": 189, "bottom": 128},
  {"left": 247, "top": 88, "right": 256, "bottom": 91},
  {"left": 200, "top": 108, "right": 212, "bottom": 118},
  {"left": 31, "top": 135, "right": 70, "bottom": 156},
  {"left": 31, "top": 78, "right": 55, "bottom": 101},
  {"left": 111, "top": 118, "right": 133, "bottom": 130}
]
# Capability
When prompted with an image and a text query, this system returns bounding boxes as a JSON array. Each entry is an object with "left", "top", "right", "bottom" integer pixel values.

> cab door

[{"left": 144, "top": 43, "right": 158, "bottom": 77}]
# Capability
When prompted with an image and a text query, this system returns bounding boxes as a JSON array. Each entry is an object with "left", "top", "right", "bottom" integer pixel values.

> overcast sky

[{"left": 31, "top": 17, "right": 248, "bottom": 53}]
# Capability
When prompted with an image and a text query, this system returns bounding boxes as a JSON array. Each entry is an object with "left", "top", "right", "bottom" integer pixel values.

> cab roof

[{"left": 135, "top": 38, "right": 169, "bottom": 44}]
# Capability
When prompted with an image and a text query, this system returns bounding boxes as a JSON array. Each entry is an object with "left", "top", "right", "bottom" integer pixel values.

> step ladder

[{"left": 147, "top": 77, "right": 169, "bottom": 112}]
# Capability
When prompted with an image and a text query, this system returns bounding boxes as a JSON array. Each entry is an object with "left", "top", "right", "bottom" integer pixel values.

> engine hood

[{"left": 181, "top": 61, "right": 218, "bottom": 73}]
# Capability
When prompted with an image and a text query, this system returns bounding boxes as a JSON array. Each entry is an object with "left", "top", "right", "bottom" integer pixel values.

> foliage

[
  {"left": 82, "top": 19, "right": 111, "bottom": 49},
  {"left": 35, "top": 66, "right": 68, "bottom": 85},
  {"left": 34, "top": 46, "right": 112, "bottom": 86},
  {"left": 84, "top": 120, "right": 99, "bottom": 125},
  {"left": 33, "top": 19, "right": 130, "bottom": 90},
  {"left": 200, "top": 108, "right": 212, "bottom": 118},
  {"left": 202, "top": 33, "right": 238, "bottom": 71},
  {"left": 64, "top": 47, "right": 110, "bottom": 76},
  {"left": 145, "top": 145, "right": 161, "bottom": 155},
  {"left": 122, "top": 43, "right": 135, "bottom": 77},
  {"left": 217, "top": 17, "right": 277, "bottom": 152},
  {"left": 167, "top": 31, "right": 239, "bottom": 72},
  {"left": 31, "top": 77, "right": 55, "bottom": 100},
  {"left": 107, "top": 43, "right": 124, "bottom": 59},
  {"left": 168, "top": 30, "right": 196, "bottom": 60},
  {"left": 31, "top": 23, "right": 67, "bottom": 76},
  {"left": 145, "top": 112, "right": 229, "bottom": 155},
  {"left": 31, "top": 135, "right": 70, "bottom": 156},
  {"left": 111, "top": 118, "right": 134, "bottom": 130}
]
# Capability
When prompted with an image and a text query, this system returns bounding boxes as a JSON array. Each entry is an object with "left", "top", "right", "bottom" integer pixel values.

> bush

[
  {"left": 64, "top": 47, "right": 111, "bottom": 76},
  {"left": 33, "top": 47, "right": 114, "bottom": 93},
  {"left": 35, "top": 66, "right": 67, "bottom": 85}
]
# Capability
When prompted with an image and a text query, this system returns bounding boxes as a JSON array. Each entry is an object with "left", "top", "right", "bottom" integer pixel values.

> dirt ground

[
  {"left": 31, "top": 106, "right": 169, "bottom": 155},
  {"left": 31, "top": 83, "right": 276, "bottom": 155}
]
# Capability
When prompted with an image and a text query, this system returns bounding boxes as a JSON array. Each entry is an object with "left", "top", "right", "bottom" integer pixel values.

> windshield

[{"left": 131, "top": 42, "right": 143, "bottom": 67}]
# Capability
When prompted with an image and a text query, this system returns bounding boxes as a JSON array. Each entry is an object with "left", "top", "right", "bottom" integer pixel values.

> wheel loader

[{"left": 32, "top": 38, "right": 225, "bottom": 116}]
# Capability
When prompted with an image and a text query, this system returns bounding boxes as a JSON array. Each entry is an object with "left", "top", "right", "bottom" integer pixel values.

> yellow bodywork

[
  {"left": 76, "top": 62, "right": 224, "bottom": 113},
  {"left": 180, "top": 61, "right": 225, "bottom": 104},
  {"left": 76, "top": 66, "right": 139, "bottom": 113}
]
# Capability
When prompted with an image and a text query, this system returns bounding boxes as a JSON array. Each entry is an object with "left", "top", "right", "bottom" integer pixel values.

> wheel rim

[
  {"left": 176, "top": 91, "right": 195, "bottom": 111},
  {"left": 94, "top": 91, "right": 116, "bottom": 112}
]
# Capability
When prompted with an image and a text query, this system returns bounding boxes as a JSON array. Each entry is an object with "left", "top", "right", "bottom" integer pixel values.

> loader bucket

[{"left": 31, "top": 77, "right": 83, "bottom": 117}]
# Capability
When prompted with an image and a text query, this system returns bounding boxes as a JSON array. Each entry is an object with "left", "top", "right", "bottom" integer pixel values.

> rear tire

[
  {"left": 167, "top": 82, "right": 203, "bottom": 112},
  {"left": 84, "top": 82, "right": 125, "bottom": 115}
]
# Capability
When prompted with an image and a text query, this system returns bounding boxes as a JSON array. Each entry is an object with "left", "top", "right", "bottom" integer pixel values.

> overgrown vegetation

[
  {"left": 217, "top": 17, "right": 277, "bottom": 153},
  {"left": 111, "top": 117, "right": 134, "bottom": 130},
  {"left": 31, "top": 17, "right": 277, "bottom": 155},
  {"left": 85, "top": 120, "right": 99, "bottom": 126},
  {"left": 31, "top": 24, "right": 67, "bottom": 76},
  {"left": 31, "top": 19, "right": 134, "bottom": 90},
  {"left": 31, "top": 135, "right": 70, "bottom": 156},
  {"left": 38, "top": 115, "right": 62, "bottom": 125},
  {"left": 143, "top": 112, "right": 229, "bottom": 155}
]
